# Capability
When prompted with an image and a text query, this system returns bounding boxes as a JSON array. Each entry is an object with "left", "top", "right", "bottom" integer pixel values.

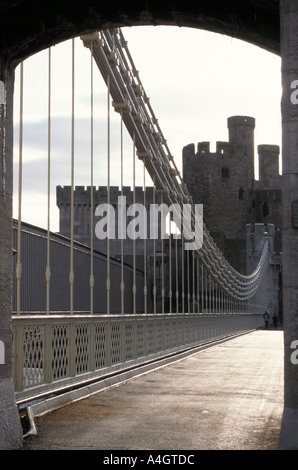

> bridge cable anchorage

[{"left": 80, "top": 28, "right": 269, "bottom": 310}]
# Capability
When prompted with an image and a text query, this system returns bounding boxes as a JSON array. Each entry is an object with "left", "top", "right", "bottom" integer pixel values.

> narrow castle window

[
  {"left": 221, "top": 167, "right": 229, "bottom": 178},
  {"left": 238, "top": 188, "right": 244, "bottom": 200},
  {"left": 262, "top": 201, "right": 269, "bottom": 217}
]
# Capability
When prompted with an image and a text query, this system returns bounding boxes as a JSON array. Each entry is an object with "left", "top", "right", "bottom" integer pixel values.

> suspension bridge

[
  {"left": 0, "top": 0, "right": 298, "bottom": 451},
  {"left": 11, "top": 27, "right": 272, "bottom": 406}
]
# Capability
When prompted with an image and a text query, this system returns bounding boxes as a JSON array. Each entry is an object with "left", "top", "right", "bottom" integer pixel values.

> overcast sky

[{"left": 12, "top": 25, "right": 282, "bottom": 232}]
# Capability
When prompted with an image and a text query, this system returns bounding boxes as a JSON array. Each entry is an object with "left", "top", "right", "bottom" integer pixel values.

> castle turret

[
  {"left": 258, "top": 144, "right": 281, "bottom": 190},
  {"left": 227, "top": 115, "right": 255, "bottom": 146},
  {"left": 227, "top": 115, "right": 255, "bottom": 184}
]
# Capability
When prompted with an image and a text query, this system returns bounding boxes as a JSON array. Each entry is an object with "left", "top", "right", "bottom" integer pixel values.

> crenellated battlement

[
  {"left": 183, "top": 116, "right": 256, "bottom": 161},
  {"left": 182, "top": 115, "right": 282, "bottom": 274},
  {"left": 56, "top": 185, "right": 160, "bottom": 208},
  {"left": 183, "top": 116, "right": 281, "bottom": 187},
  {"left": 183, "top": 141, "right": 232, "bottom": 159}
]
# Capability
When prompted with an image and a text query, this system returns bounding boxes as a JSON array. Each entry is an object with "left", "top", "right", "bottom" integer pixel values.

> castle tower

[
  {"left": 182, "top": 116, "right": 257, "bottom": 273},
  {"left": 258, "top": 144, "right": 281, "bottom": 190},
  {"left": 227, "top": 115, "right": 255, "bottom": 183},
  {"left": 248, "top": 144, "right": 282, "bottom": 230},
  {"left": 227, "top": 115, "right": 256, "bottom": 146}
]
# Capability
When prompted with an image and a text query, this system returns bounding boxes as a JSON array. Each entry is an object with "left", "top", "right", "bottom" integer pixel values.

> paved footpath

[{"left": 22, "top": 329, "right": 284, "bottom": 451}]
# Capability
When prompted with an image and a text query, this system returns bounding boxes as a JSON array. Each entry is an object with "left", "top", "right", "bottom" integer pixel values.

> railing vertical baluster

[
  {"left": 132, "top": 318, "right": 137, "bottom": 360},
  {"left": 90, "top": 319, "right": 95, "bottom": 371},
  {"left": 215, "top": 282, "right": 217, "bottom": 314},
  {"left": 208, "top": 275, "right": 210, "bottom": 313},
  {"left": 120, "top": 318, "right": 125, "bottom": 364},
  {"left": 14, "top": 322, "right": 24, "bottom": 392},
  {"left": 144, "top": 316, "right": 148, "bottom": 357},
  {"left": 106, "top": 320, "right": 111, "bottom": 367},
  {"left": 69, "top": 320, "right": 76, "bottom": 378},
  {"left": 44, "top": 321, "right": 52, "bottom": 383}
]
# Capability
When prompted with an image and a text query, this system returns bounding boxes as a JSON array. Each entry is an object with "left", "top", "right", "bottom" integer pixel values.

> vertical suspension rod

[
  {"left": 90, "top": 42, "right": 94, "bottom": 314},
  {"left": 106, "top": 73, "right": 111, "bottom": 314},
  {"left": 143, "top": 160, "right": 147, "bottom": 314},
  {"left": 69, "top": 39, "right": 75, "bottom": 315},
  {"left": 16, "top": 62, "right": 24, "bottom": 317},
  {"left": 120, "top": 109, "right": 125, "bottom": 314},
  {"left": 132, "top": 132, "right": 136, "bottom": 314},
  {"left": 46, "top": 49, "right": 51, "bottom": 314}
]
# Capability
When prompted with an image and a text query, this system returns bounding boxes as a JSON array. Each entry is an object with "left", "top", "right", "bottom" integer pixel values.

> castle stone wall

[{"left": 57, "top": 185, "right": 163, "bottom": 259}]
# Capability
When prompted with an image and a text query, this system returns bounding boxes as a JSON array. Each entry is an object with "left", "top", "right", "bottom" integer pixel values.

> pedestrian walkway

[{"left": 22, "top": 329, "right": 284, "bottom": 451}]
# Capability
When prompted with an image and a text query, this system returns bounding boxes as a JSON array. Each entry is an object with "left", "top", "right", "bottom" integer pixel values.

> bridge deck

[{"left": 22, "top": 329, "right": 284, "bottom": 451}]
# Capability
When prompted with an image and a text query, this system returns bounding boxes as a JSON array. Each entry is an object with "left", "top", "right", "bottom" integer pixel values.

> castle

[
  {"left": 182, "top": 115, "right": 282, "bottom": 274},
  {"left": 56, "top": 186, "right": 175, "bottom": 313},
  {"left": 56, "top": 115, "right": 283, "bottom": 318}
]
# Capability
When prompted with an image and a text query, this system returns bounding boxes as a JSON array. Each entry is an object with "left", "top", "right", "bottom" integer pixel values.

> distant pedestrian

[
  {"left": 272, "top": 314, "right": 278, "bottom": 329},
  {"left": 263, "top": 310, "right": 270, "bottom": 329}
]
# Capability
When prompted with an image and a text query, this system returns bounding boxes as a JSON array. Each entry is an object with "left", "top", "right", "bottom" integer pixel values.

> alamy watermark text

[{"left": 94, "top": 197, "right": 203, "bottom": 250}]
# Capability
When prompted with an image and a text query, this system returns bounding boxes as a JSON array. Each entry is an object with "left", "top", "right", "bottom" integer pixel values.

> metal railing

[{"left": 12, "top": 312, "right": 264, "bottom": 403}]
